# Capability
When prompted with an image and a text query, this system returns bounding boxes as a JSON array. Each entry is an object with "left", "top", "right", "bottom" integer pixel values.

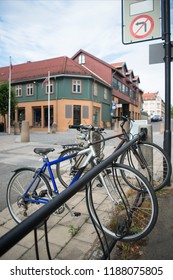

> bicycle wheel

[
  {"left": 120, "top": 142, "right": 172, "bottom": 191},
  {"left": 7, "top": 168, "right": 52, "bottom": 223},
  {"left": 86, "top": 163, "right": 158, "bottom": 242},
  {"left": 56, "top": 147, "right": 87, "bottom": 188}
]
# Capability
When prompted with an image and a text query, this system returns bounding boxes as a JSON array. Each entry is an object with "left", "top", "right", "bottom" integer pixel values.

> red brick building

[{"left": 72, "top": 49, "right": 143, "bottom": 120}]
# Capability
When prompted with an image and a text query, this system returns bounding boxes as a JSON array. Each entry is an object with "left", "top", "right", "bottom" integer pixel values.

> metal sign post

[{"left": 162, "top": 0, "right": 172, "bottom": 179}]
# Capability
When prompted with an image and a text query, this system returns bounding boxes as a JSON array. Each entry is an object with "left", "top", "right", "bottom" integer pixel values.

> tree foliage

[{"left": 0, "top": 82, "right": 17, "bottom": 129}]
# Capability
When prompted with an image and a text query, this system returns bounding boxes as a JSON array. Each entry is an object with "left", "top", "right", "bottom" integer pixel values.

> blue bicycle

[{"left": 6, "top": 127, "right": 158, "bottom": 242}]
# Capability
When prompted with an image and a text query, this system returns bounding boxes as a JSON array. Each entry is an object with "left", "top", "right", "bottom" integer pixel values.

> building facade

[
  {"left": 143, "top": 92, "right": 165, "bottom": 119},
  {"left": 0, "top": 56, "right": 112, "bottom": 131},
  {"left": 0, "top": 50, "right": 144, "bottom": 132},
  {"left": 72, "top": 50, "right": 143, "bottom": 121}
]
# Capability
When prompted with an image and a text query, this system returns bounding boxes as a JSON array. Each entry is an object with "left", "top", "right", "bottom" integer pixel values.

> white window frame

[
  {"left": 72, "top": 80, "right": 82, "bottom": 94},
  {"left": 46, "top": 80, "right": 54, "bottom": 94},
  {"left": 78, "top": 54, "right": 85, "bottom": 64},
  {"left": 104, "top": 88, "right": 108, "bottom": 100},
  {"left": 26, "top": 83, "right": 34, "bottom": 96},
  {"left": 93, "top": 82, "right": 98, "bottom": 96},
  {"left": 15, "top": 85, "right": 22, "bottom": 97}
]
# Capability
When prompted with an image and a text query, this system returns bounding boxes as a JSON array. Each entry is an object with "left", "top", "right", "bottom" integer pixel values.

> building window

[
  {"left": 72, "top": 80, "right": 82, "bottom": 94},
  {"left": 93, "top": 83, "right": 98, "bottom": 96},
  {"left": 33, "top": 107, "right": 41, "bottom": 127},
  {"left": 104, "top": 88, "right": 108, "bottom": 100},
  {"left": 45, "top": 80, "right": 54, "bottom": 94},
  {"left": 122, "top": 84, "right": 126, "bottom": 93},
  {"left": 18, "top": 108, "right": 25, "bottom": 124},
  {"left": 125, "top": 86, "right": 129, "bottom": 96},
  {"left": 73, "top": 105, "right": 81, "bottom": 125},
  {"left": 78, "top": 54, "right": 85, "bottom": 64},
  {"left": 117, "top": 80, "right": 122, "bottom": 91},
  {"left": 15, "top": 85, "right": 22, "bottom": 97},
  {"left": 44, "top": 106, "right": 53, "bottom": 127},
  {"left": 26, "top": 83, "right": 34, "bottom": 96},
  {"left": 93, "top": 107, "right": 100, "bottom": 126}
]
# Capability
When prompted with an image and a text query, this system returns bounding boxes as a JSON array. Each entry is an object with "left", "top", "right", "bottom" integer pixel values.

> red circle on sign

[{"left": 130, "top": 14, "right": 154, "bottom": 39}]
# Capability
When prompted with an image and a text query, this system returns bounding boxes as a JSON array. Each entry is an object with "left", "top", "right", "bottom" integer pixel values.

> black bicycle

[{"left": 56, "top": 117, "right": 171, "bottom": 192}]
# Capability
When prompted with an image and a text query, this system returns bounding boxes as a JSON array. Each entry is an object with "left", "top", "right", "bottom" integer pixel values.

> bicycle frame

[
  {"left": 90, "top": 123, "right": 146, "bottom": 168},
  {"left": 22, "top": 145, "right": 97, "bottom": 205}
]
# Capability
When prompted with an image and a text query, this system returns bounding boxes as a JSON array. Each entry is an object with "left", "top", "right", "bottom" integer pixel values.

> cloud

[{"left": 0, "top": 0, "right": 172, "bottom": 104}]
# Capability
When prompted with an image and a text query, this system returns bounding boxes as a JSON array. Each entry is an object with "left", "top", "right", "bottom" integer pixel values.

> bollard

[
  {"left": 91, "top": 131, "right": 102, "bottom": 158},
  {"left": 21, "top": 121, "right": 30, "bottom": 142},
  {"left": 51, "top": 122, "right": 57, "bottom": 134},
  {"left": 14, "top": 122, "right": 20, "bottom": 135},
  {"left": 139, "top": 124, "right": 153, "bottom": 182}
]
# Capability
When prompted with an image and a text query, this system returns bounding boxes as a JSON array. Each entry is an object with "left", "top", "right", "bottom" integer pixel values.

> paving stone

[
  {"left": 48, "top": 224, "right": 72, "bottom": 247},
  {"left": 0, "top": 244, "right": 28, "bottom": 260},
  {"left": 74, "top": 222, "right": 97, "bottom": 243},
  {"left": 57, "top": 239, "right": 92, "bottom": 260},
  {"left": 20, "top": 239, "right": 62, "bottom": 260}
]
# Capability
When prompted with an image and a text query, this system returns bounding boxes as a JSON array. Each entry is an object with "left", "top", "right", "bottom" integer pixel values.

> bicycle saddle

[{"left": 34, "top": 148, "right": 55, "bottom": 155}]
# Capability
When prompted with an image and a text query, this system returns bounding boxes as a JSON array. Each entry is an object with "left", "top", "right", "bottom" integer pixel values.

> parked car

[{"left": 151, "top": 115, "right": 162, "bottom": 122}]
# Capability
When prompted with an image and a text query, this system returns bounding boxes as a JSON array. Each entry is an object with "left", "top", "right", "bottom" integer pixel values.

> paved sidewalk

[{"left": 0, "top": 129, "right": 173, "bottom": 260}]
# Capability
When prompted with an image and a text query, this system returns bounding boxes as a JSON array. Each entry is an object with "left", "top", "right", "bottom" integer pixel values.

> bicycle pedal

[
  {"left": 96, "top": 183, "right": 103, "bottom": 188},
  {"left": 53, "top": 205, "right": 65, "bottom": 215},
  {"left": 39, "top": 190, "right": 48, "bottom": 197},
  {"left": 73, "top": 211, "right": 81, "bottom": 217},
  {"left": 105, "top": 168, "right": 112, "bottom": 174}
]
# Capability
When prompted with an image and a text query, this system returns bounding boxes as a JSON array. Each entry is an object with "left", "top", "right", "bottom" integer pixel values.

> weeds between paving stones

[
  {"left": 114, "top": 187, "right": 173, "bottom": 259},
  {"left": 114, "top": 238, "right": 148, "bottom": 259},
  {"left": 68, "top": 225, "right": 79, "bottom": 237}
]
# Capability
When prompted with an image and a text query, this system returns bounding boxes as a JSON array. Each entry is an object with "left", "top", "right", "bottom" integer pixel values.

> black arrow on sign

[{"left": 136, "top": 21, "right": 147, "bottom": 32}]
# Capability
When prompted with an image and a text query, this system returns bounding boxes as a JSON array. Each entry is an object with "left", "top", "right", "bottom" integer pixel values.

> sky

[{"left": 0, "top": 0, "right": 173, "bottom": 104}]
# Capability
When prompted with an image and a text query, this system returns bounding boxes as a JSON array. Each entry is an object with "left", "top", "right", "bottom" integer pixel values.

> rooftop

[{"left": 0, "top": 56, "right": 93, "bottom": 83}]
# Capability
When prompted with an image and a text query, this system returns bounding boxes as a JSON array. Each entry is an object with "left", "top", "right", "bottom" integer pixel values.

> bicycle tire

[
  {"left": 86, "top": 163, "right": 158, "bottom": 242},
  {"left": 56, "top": 147, "right": 87, "bottom": 188},
  {"left": 6, "top": 168, "right": 52, "bottom": 223},
  {"left": 120, "top": 141, "right": 172, "bottom": 191}
]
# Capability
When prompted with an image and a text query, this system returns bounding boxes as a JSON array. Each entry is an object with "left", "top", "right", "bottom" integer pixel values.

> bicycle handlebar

[
  {"left": 69, "top": 124, "right": 104, "bottom": 132},
  {"left": 69, "top": 124, "right": 94, "bottom": 130},
  {"left": 112, "top": 115, "right": 134, "bottom": 123}
]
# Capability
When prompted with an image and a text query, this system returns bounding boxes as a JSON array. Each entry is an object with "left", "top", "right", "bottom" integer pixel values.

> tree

[{"left": 0, "top": 82, "right": 17, "bottom": 131}]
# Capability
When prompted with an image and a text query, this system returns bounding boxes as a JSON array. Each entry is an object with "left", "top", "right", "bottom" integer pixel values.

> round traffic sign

[{"left": 130, "top": 14, "right": 154, "bottom": 39}]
